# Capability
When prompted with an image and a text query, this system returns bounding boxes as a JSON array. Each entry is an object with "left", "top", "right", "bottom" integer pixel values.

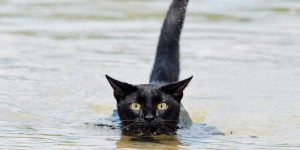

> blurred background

[{"left": 0, "top": 0, "right": 299, "bottom": 149}]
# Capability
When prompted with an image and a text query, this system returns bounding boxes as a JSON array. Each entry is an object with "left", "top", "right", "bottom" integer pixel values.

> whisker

[
  {"left": 165, "top": 122, "right": 177, "bottom": 127},
  {"left": 121, "top": 119, "right": 136, "bottom": 121},
  {"left": 161, "top": 125, "right": 174, "bottom": 135},
  {"left": 127, "top": 123, "right": 136, "bottom": 128}
]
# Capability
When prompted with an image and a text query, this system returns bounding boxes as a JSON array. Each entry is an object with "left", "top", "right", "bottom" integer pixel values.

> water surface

[{"left": 0, "top": 0, "right": 300, "bottom": 149}]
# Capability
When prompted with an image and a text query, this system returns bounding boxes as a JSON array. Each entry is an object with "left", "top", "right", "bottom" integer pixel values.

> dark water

[{"left": 0, "top": 0, "right": 300, "bottom": 149}]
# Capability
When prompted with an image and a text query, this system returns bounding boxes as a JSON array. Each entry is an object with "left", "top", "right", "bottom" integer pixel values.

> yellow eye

[
  {"left": 130, "top": 103, "right": 141, "bottom": 110},
  {"left": 157, "top": 103, "right": 168, "bottom": 110}
]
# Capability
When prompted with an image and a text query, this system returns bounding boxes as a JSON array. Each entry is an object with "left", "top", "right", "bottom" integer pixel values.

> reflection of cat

[
  {"left": 116, "top": 135, "right": 181, "bottom": 150},
  {"left": 106, "top": 0, "right": 192, "bottom": 136}
]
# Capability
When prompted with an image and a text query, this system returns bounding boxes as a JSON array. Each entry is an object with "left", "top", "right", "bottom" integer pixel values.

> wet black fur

[
  {"left": 150, "top": 0, "right": 188, "bottom": 83},
  {"left": 106, "top": 0, "right": 192, "bottom": 136}
]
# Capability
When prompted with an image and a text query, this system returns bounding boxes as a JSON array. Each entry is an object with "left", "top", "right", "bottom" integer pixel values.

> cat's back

[{"left": 178, "top": 104, "right": 193, "bottom": 129}]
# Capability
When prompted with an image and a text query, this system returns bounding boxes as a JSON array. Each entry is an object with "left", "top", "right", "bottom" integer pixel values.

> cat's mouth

[{"left": 121, "top": 118, "right": 177, "bottom": 136}]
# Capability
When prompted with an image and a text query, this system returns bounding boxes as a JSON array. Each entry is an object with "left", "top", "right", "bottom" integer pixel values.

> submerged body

[{"left": 106, "top": 0, "right": 192, "bottom": 136}]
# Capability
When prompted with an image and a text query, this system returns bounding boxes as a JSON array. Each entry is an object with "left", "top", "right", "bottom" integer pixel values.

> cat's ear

[
  {"left": 105, "top": 75, "right": 137, "bottom": 101},
  {"left": 160, "top": 76, "right": 193, "bottom": 101}
]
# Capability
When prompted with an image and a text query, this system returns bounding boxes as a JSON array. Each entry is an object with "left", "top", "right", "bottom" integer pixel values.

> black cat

[{"left": 106, "top": 0, "right": 192, "bottom": 136}]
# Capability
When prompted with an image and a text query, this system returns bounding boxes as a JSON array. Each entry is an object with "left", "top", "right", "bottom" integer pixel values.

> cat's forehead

[{"left": 136, "top": 84, "right": 161, "bottom": 96}]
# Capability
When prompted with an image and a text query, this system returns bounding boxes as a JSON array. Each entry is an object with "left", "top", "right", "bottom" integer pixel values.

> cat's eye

[
  {"left": 130, "top": 103, "right": 141, "bottom": 110},
  {"left": 157, "top": 103, "right": 168, "bottom": 110}
]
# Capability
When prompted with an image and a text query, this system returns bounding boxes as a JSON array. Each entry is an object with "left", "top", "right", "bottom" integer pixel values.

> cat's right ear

[{"left": 105, "top": 75, "right": 137, "bottom": 101}]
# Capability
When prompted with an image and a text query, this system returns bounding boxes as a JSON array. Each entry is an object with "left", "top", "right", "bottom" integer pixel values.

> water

[{"left": 1, "top": 0, "right": 300, "bottom": 149}]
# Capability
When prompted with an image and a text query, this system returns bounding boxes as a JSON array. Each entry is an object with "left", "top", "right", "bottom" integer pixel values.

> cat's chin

[
  {"left": 122, "top": 129, "right": 176, "bottom": 137},
  {"left": 121, "top": 125, "right": 177, "bottom": 137}
]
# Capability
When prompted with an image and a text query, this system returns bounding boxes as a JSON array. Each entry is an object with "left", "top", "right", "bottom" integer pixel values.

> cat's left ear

[
  {"left": 105, "top": 75, "right": 137, "bottom": 102},
  {"left": 160, "top": 76, "right": 193, "bottom": 101}
]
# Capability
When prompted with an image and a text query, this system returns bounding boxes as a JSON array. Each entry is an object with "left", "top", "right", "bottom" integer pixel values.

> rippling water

[{"left": 1, "top": 0, "right": 300, "bottom": 149}]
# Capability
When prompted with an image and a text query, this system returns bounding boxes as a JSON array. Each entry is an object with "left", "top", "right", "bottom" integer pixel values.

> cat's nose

[{"left": 144, "top": 114, "right": 154, "bottom": 122}]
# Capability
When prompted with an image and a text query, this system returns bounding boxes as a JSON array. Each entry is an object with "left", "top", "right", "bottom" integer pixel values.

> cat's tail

[{"left": 149, "top": 0, "right": 189, "bottom": 83}]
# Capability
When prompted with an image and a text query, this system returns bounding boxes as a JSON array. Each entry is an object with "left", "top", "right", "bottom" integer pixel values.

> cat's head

[{"left": 105, "top": 75, "right": 192, "bottom": 136}]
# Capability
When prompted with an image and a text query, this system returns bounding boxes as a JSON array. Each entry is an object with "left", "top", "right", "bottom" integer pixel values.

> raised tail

[{"left": 149, "top": 0, "right": 189, "bottom": 83}]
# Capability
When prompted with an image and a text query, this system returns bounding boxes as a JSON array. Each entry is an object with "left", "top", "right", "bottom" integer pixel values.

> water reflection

[{"left": 116, "top": 135, "right": 181, "bottom": 150}]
